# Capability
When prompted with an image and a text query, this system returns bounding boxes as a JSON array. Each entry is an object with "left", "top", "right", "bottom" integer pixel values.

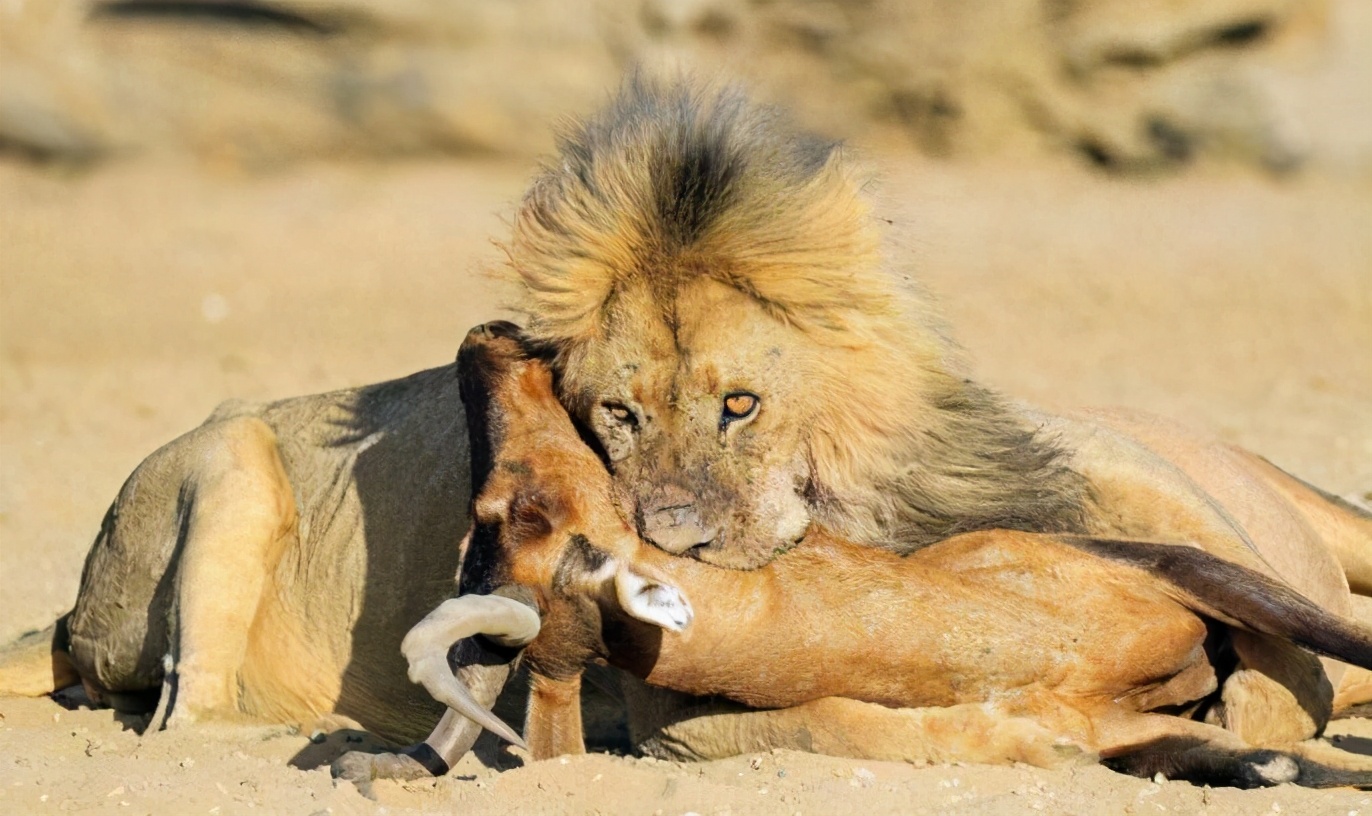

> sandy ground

[{"left": 1, "top": 154, "right": 1370, "bottom": 814}]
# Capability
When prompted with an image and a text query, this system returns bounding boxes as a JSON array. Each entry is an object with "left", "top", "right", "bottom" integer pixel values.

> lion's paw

[{"left": 1003, "top": 722, "right": 1099, "bottom": 770}]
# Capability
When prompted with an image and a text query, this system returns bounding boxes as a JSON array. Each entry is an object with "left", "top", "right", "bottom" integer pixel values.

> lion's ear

[{"left": 614, "top": 567, "right": 693, "bottom": 632}]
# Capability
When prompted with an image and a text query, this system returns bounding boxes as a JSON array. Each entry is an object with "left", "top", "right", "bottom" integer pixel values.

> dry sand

[{"left": 1, "top": 154, "right": 1370, "bottom": 814}]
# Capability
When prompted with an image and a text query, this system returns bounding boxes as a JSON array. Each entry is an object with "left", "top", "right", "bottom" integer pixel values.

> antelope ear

[{"left": 614, "top": 568, "right": 694, "bottom": 632}]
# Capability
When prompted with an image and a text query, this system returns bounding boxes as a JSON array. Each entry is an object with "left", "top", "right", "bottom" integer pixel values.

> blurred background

[{"left": 1, "top": 0, "right": 1369, "bottom": 641}]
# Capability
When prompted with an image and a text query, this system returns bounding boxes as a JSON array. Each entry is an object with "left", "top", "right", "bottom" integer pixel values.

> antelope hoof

[{"left": 331, "top": 749, "right": 434, "bottom": 798}]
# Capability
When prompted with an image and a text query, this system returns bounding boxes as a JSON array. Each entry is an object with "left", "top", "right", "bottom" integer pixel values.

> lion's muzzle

[{"left": 638, "top": 483, "right": 719, "bottom": 555}]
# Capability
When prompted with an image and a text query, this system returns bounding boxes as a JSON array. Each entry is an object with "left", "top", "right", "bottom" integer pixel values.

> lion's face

[{"left": 564, "top": 279, "right": 813, "bottom": 568}]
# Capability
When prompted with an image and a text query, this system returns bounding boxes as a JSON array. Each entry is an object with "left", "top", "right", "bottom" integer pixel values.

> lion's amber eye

[
  {"left": 605, "top": 403, "right": 637, "bottom": 427},
  {"left": 722, "top": 393, "right": 759, "bottom": 423}
]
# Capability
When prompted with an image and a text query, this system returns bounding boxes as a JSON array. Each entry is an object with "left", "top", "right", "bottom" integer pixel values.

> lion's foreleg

[
  {"left": 623, "top": 681, "right": 1094, "bottom": 769},
  {"left": 153, "top": 418, "right": 298, "bottom": 729}
]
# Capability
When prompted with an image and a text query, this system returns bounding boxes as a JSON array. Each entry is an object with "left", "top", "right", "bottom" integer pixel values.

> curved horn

[{"left": 402, "top": 594, "right": 541, "bottom": 748}]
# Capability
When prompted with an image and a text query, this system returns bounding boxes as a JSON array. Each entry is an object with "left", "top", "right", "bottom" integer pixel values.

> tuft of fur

[
  {"left": 502, "top": 77, "right": 1090, "bottom": 550},
  {"left": 507, "top": 75, "right": 886, "bottom": 345}
]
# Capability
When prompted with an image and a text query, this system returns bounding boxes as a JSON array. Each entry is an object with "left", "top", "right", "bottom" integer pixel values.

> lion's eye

[
  {"left": 604, "top": 403, "right": 638, "bottom": 428},
  {"left": 721, "top": 393, "right": 759, "bottom": 424}
]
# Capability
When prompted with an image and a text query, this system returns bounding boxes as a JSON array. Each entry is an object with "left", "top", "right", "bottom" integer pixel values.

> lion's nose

[{"left": 639, "top": 485, "right": 718, "bottom": 555}]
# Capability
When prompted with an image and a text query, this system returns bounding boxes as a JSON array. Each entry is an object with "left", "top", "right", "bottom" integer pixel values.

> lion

[{"left": 486, "top": 77, "right": 1372, "bottom": 762}]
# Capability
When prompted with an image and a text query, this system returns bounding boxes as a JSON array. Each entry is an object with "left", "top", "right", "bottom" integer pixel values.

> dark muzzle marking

[{"left": 552, "top": 534, "right": 613, "bottom": 595}]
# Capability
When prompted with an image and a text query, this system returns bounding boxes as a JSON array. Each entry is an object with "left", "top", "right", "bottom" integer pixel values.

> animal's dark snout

[
  {"left": 459, "top": 321, "right": 529, "bottom": 374},
  {"left": 464, "top": 320, "right": 525, "bottom": 348},
  {"left": 476, "top": 320, "right": 523, "bottom": 340}
]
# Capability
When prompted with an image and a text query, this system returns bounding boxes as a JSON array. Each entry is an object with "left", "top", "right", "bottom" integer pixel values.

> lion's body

[
  {"left": 1051, "top": 408, "right": 1371, "bottom": 724},
  {"left": 0, "top": 365, "right": 471, "bottom": 744}
]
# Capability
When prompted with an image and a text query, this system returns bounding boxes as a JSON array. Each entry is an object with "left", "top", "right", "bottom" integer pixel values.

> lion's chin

[{"left": 680, "top": 535, "right": 794, "bottom": 571}]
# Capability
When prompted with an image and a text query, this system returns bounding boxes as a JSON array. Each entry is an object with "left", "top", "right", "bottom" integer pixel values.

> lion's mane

[{"left": 501, "top": 77, "right": 1089, "bottom": 550}]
